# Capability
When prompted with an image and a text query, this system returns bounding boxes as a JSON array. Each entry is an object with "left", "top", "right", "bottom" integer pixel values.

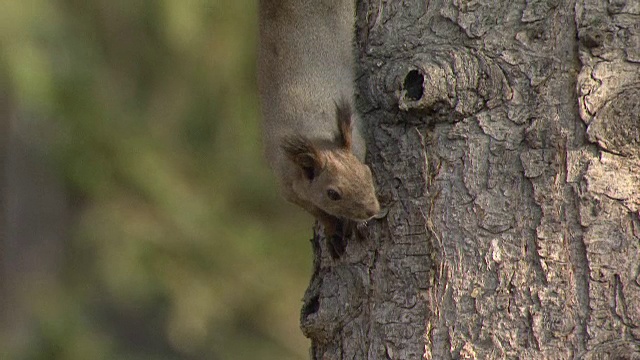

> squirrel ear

[
  {"left": 335, "top": 98, "right": 353, "bottom": 151},
  {"left": 282, "top": 135, "right": 322, "bottom": 180}
]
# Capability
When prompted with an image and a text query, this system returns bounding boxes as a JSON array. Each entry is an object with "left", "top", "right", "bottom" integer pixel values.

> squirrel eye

[{"left": 327, "top": 189, "right": 341, "bottom": 201}]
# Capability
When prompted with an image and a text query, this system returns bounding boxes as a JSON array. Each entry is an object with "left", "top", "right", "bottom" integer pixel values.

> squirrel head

[{"left": 282, "top": 102, "right": 380, "bottom": 221}]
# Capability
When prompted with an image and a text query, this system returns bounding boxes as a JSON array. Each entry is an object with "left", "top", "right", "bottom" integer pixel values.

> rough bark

[{"left": 300, "top": 0, "right": 640, "bottom": 359}]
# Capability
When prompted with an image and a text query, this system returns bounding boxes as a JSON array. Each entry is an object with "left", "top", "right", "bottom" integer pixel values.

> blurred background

[{"left": 0, "top": 0, "right": 313, "bottom": 359}]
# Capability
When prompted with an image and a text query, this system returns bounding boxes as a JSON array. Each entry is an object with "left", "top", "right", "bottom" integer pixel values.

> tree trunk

[{"left": 300, "top": 0, "right": 640, "bottom": 358}]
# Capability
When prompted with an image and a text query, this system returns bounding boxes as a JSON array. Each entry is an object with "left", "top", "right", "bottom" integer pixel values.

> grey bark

[{"left": 300, "top": 0, "right": 640, "bottom": 359}]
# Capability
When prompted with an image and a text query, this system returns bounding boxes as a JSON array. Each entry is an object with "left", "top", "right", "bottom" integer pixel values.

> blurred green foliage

[{"left": 0, "top": 0, "right": 313, "bottom": 358}]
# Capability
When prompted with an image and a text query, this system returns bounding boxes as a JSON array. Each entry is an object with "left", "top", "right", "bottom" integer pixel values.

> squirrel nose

[{"left": 366, "top": 208, "right": 378, "bottom": 218}]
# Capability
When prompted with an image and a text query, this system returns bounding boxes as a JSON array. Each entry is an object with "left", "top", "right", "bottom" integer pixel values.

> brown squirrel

[{"left": 257, "top": 0, "right": 380, "bottom": 238}]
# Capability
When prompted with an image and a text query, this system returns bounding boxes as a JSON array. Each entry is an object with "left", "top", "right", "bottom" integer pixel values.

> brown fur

[
  {"left": 282, "top": 107, "right": 379, "bottom": 220},
  {"left": 258, "top": 0, "right": 380, "bottom": 236},
  {"left": 335, "top": 99, "right": 353, "bottom": 150}
]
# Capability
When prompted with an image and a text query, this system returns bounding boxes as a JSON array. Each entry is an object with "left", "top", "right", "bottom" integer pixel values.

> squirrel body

[{"left": 258, "top": 0, "right": 380, "bottom": 235}]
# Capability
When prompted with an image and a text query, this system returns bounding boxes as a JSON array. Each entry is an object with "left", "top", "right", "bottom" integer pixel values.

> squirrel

[{"left": 257, "top": 0, "right": 380, "bottom": 239}]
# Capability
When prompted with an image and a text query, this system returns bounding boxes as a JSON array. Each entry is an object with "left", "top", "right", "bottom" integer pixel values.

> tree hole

[
  {"left": 403, "top": 70, "right": 424, "bottom": 101},
  {"left": 302, "top": 295, "right": 320, "bottom": 316}
]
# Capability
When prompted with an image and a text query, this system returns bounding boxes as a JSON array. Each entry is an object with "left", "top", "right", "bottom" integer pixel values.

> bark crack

[{"left": 565, "top": 185, "right": 590, "bottom": 353}]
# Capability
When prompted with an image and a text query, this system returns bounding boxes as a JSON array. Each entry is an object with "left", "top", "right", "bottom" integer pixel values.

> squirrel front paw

[
  {"left": 320, "top": 216, "right": 349, "bottom": 258},
  {"left": 319, "top": 213, "right": 379, "bottom": 258}
]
